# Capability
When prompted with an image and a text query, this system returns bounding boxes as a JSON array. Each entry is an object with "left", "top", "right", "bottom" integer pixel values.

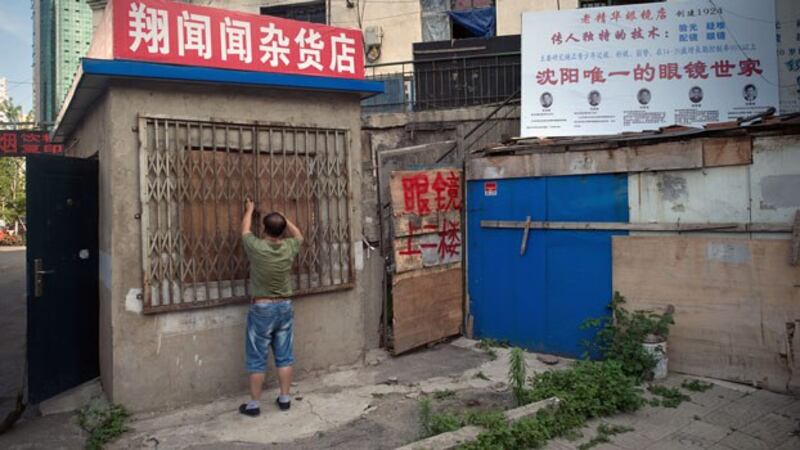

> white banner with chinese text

[{"left": 521, "top": 0, "right": 779, "bottom": 137}]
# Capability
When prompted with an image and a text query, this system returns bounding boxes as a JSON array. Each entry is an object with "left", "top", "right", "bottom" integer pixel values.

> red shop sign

[
  {"left": 0, "top": 131, "right": 63, "bottom": 156},
  {"left": 112, "top": 0, "right": 365, "bottom": 79}
]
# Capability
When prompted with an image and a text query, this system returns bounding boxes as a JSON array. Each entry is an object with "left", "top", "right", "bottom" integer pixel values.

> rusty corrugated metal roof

[{"left": 477, "top": 111, "right": 800, "bottom": 156}]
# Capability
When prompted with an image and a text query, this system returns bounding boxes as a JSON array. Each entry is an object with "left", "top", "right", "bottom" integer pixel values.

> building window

[
  {"left": 138, "top": 116, "right": 353, "bottom": 313},
  {"left": 260, "top": 1, "right": 326, "bottom": 24},
  {"left": 579, "top": 0, "right": 664, "bottom": 8}
]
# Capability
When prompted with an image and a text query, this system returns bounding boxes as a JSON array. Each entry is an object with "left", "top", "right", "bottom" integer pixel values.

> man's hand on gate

[{"left": 245, "top": 197, "right": 255, "bottom": 213}]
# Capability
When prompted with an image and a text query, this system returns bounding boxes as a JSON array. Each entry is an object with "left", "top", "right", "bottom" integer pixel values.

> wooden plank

[
  {"left": 393, "top": 233, "right": 462, "bottom": 273},
  {"left": 390, "top": 168, "right": 463, "bottom": 273},
  {"left": 613, "top": 236, "right": 800, "bottom": 393},
  {"left": 480, "top": 220, "right": 793, "bottom": 233},
  {"left": 702, "top": 136, "right": 753, "bottom": 167},
  {"left": 389, "top": 169, "right": 463, "bottom": 217},
  {"left": 466, "top": 140, "right": 703, "bottom": 180},
  {"left": 392, "top": 210, "right": 462, "bottom": 238},
  {"left": 392, "top": 267, "right": 463, "bottom": 354}
]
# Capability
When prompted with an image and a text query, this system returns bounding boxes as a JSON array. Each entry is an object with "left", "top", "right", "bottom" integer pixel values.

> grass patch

[
  {"left": 648, "top": 385, "right": 690, "bottom": 408},
  {"left": 77, "top": 403, "right": 130, "bottom": 450},
  {"left": 433, "top": 389, "right": 457, "bottom": 400},
  {"left": 577, "top": 423, "right": 635, "bottom": 450},
  {"left": 416, "top": 294, "right": 679, "bottom": 449},
  {"left": 460, "top": 360, "right": 645, "bottom": 450},
  {"left": 681, "top": 379, "right": 714, "bottom": 392},
  {"left": 418, "top": 398, "right": 505, "bottom": 438}
]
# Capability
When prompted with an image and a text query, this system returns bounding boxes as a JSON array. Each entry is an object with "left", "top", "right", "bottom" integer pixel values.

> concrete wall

[
  {"left": 64, "top": 92, "right": 115, "bottom": 399},
  {"left": 361, "top": 104, "right": 519, "bottom": 244},
  {"left": 67, "top": 81, "right": 382, "bottom": 412},
  {"left": 497, "top": 0, "right": 579, "bottom": 36}
]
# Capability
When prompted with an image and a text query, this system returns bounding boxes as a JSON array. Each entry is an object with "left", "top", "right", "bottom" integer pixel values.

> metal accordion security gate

[{"left": 137, "top": 115, "right": 353, "bottom": 313}]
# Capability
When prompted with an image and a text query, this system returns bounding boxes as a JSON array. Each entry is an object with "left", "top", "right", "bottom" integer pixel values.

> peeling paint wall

[{"left": 629, "top": 135, "right": 800, "bottom": 238}]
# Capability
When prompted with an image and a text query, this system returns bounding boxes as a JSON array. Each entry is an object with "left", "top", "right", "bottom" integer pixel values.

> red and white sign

[
  {"left": 112, "top": 0, "right": 365, "bottom": 79},
  {"left": 484, "top": 182, "right": 497, "bottom": 197}
]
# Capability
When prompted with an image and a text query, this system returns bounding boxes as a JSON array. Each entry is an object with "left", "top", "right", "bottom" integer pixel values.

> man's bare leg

[
  {"left": 277, "top": 366, "right": 293, "bottom": 397},
  {"left": 249, "top": 373, "right": 265, "bottom": 401}
]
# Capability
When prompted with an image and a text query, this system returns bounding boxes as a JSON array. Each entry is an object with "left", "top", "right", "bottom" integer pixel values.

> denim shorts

[{"left": 245, "top": 300, "right": 295, "bottom": 373}]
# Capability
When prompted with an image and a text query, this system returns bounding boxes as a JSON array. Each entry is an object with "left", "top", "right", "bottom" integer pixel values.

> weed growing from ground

[
  {"left": 681, "top": 379, "right": 714, "bottom": 392},
  {"left": 459, "top": 360, "right": 645, "bottom": 450},
  {"left": 648, "top": 385, "right": 690, "bottom": 408},
  {"left": 433, "top": 389, "right": 456, "bottom": 400},
  {"left": 77, "top": 403, "right": 130, "bottom": 450},
  {"left": 577, "top": 423, "right": 635, "bottom": 450},
  {"left": 508, "top": 347, "right": 527, "bottom": 406},
  {"left": 418, "top": 398, "right": 505, "bottom": 438},
  {"left": 473, "top": 371, "right": 490, "bottom": 381},
  {"left": 582, "top": 292, "right": 674, "bottom": 382}
]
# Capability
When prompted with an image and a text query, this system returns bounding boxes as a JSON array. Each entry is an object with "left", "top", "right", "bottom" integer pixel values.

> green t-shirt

[{"left": 242, "top": 233, "right": 300, "bottom": 298}]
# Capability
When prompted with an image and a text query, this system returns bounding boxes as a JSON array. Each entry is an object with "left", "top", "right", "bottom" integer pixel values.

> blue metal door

[{"left": 466, "top": 174, "right": 628, "bottom": 357}]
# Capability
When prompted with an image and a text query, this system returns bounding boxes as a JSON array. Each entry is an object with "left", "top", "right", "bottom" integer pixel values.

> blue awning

[
  {"left": 448, "top": 7, "right": 496, "bottom": 38},
  {"left": 53, "top": 58, "right": 385, "bottom": 141}
]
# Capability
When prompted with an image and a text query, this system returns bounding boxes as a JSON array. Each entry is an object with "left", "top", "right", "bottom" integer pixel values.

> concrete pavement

[
  {"left": 0, "top": 247, "right": 26, "bottom": 422},
  {"left": 0, "top": 338, "right": 798, "bottom": 449}
]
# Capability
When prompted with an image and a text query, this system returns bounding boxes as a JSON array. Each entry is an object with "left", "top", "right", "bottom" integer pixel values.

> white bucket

[{"left": 643, "top": 339, "right": 668, "bottom": 380}]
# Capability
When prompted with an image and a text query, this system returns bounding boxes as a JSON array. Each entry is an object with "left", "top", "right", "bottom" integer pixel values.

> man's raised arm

[
  {"left": 283, "top": 215, "right": 303, "bottom": 243},
  {"left": 241, "top": 197, "right": 255, "bottom": 236}
]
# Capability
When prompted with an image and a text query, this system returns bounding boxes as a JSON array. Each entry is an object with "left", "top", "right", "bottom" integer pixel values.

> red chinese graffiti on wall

[{"left": 393, "top": 169, "right": 462, "bottom": 270}]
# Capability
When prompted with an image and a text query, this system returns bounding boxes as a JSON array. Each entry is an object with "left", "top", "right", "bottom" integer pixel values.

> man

[
  {"left": 540, "top": 92, "right": 553, "bottom": 108},
  {"left": 239, "top": 197, "right": 303, "bottom": 417},
  {"left": 743, "top": 84, "right": 757, "bottom": 102},
  {"left": 588, "top": 90, "right": 601, "bottom": 107},
  {"left": 637, "top": 88, "right": 652, "bottom": 106},
  {"left": 689, "top": 86, "right": 704, "bottom": 104}
]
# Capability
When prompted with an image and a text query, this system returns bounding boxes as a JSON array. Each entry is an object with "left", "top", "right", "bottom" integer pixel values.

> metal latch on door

[{"left": 34, "top": 258, "right": 55, "bottom": 297}]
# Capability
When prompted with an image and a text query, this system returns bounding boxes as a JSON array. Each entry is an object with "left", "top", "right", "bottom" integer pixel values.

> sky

[{"left": 0, "top": 1, "right": 33, "bottom": 113}]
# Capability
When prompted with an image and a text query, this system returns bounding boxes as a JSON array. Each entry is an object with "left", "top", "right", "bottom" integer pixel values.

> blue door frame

[{"left": 466, "top": 174, "right": 628, "bottom": 357}]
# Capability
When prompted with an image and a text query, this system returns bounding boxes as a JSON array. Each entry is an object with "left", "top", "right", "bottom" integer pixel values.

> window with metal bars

[{"left": 137, "top": 116, "right": 353, "bottom": 314}]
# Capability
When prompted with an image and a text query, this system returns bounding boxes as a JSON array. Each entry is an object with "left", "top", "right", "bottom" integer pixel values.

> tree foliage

[{"left": 0, "top": 97, "right": 30, "bottom": 231}]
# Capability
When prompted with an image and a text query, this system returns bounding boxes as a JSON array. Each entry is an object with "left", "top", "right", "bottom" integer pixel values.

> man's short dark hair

[{"left": 263, "top": 212, "right": 287, "bottom": 237}]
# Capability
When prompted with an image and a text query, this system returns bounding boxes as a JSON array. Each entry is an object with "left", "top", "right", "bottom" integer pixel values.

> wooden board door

[{"left": 389, "top": 168, "right": 464, "bottom": 354}]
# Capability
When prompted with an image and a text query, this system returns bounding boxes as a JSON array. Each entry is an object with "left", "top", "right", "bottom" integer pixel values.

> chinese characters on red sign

[
  {"left": 392, "top": 169, "right": 462, "bottom": 271},
  {"left": 112, "top": 0, "right": 365, "bottom": 79},
  {"left": 0, "top": 131, "right": 63, "bottom": 156}
]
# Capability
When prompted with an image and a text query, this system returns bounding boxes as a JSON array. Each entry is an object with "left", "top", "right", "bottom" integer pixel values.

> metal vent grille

[{"left": 138, "top": 116, "right": 353, "bottom": 313}]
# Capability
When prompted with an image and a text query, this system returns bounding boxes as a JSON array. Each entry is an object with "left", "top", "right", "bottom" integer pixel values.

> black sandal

[
  {"left": 239, "top": 403, "right": 260, "bottom": 417},
  {"left": 276, "top": 397, "right": 291, "bottom": 411}
]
